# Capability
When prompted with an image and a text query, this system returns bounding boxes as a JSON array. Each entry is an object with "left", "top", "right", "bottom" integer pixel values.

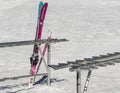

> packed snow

[{"left": 0, "top": 0, "right": 120, "bottom": 93}]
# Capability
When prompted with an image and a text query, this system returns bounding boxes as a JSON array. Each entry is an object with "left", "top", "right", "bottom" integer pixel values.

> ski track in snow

[{"left": 0, "top": 0, "right": 120, "bottom": 93}]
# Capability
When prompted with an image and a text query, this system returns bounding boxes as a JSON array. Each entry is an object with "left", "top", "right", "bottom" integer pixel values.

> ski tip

[
  {"left": 44, "top": 2, "right": 48, "bottom": 6},
  {"left": 39, "top": 1, "right": 48, "bottom": 5},
  {"left": 39, "top": 1, "right": 44, "bottom": 6},
  {"left": 39, "top": 1, "right": 48, "bottom": 8}
]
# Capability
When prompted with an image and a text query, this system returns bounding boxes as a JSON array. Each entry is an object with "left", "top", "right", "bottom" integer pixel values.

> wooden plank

[
  {"left": 0, "top": 73, "right": 48, "bottom": 82},
  {"left": 0, "top": 39, "right": 68, "bottom": 48}
]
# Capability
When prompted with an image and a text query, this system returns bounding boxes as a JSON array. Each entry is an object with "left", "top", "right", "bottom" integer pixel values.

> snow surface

[{"left": 0, "top": 0, "right": 120, "bottom": 93}]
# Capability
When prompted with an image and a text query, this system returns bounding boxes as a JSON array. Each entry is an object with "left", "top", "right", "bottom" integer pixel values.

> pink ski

[
  {"left": 29, "top": 2, "right": 48, "bottom": 85},
  {"left": 35, "top": 36, "right": 51, "bottom": 76}
]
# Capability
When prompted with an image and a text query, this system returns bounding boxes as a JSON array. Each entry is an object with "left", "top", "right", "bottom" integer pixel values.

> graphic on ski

[{"left": 29, "top": 2, "right": 48, "bottom": 85}]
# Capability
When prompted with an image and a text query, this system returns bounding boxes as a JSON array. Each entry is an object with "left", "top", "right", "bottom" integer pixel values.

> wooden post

[
  {"left": 47, "top": 43, "right": 51, "bottom": 86},
  {"left": 76, "top": 67, "right": 81, "bottom": 93}
]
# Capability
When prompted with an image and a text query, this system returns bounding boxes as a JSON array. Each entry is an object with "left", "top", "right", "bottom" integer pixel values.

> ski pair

[{"left": 29, "top": 1, "right": 49, "bottom": 85}]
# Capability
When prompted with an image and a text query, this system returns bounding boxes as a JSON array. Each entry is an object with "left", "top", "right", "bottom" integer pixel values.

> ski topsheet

[{"left": 29, "top": 2, "right": 48, "bottom": 85}]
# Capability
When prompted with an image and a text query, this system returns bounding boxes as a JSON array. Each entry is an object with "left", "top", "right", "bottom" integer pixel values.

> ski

[
  {"left": 33, "top": 36, "right": 51, "bottom": 83},
  {"left": 29, "top": 1, "right": 43, "bottom": 86},
  {"left": 29, "top": 2, "right": 48, "bottom": 85}
]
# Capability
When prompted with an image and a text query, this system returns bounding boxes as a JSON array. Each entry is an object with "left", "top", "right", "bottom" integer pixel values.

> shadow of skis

[
  {"left": 0, "top": 75, "right": 66, "bottom": 93},
  {"left": 34, "top": 76, "right": 66, "bottom": 85}
]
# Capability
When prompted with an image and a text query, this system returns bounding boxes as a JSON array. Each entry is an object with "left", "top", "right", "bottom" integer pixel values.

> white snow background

[{"left": 0, "top": 0, "right": 120, "bottom": 93}]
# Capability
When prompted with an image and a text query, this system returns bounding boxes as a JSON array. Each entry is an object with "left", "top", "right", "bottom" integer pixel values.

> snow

[{"left": 0, "top": 0, "right": 120, "bottom": 93}]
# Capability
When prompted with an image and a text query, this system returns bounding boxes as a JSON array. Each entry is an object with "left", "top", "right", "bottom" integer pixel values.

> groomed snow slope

[{"left": 0, "top": 0, "right": 120, "bottom": 93}]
